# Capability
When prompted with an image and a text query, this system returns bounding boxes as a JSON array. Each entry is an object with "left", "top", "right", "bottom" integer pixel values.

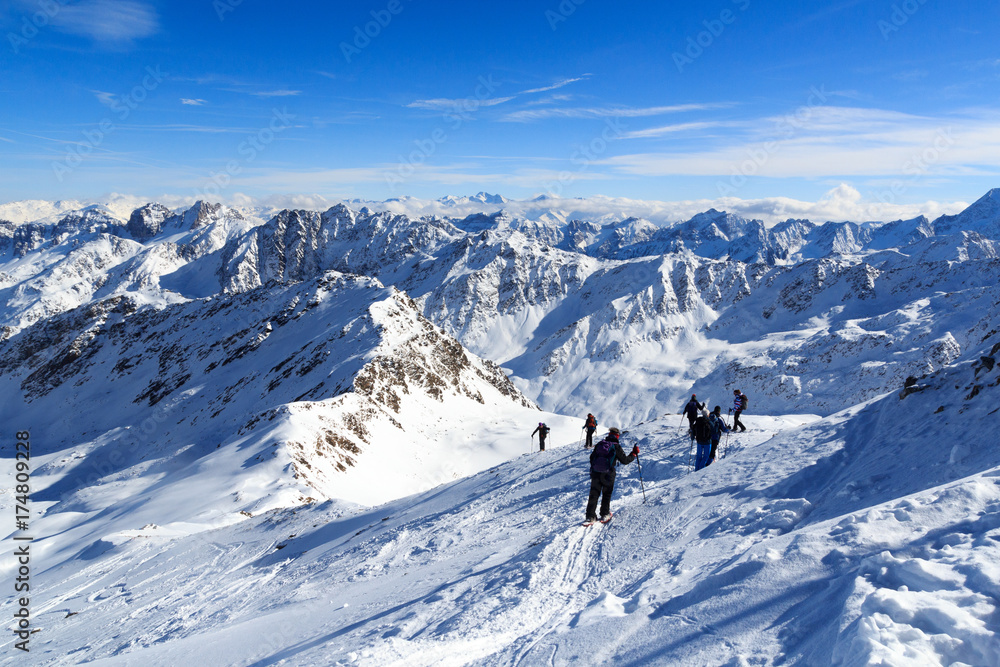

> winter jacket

[
  {"left": 589, "top": 438, "right": 636, "bottom": 480},
  {"left": 708, "top": 413, "right": 728, "bottom": 440},
  {"left": 585, "top": 415, "right": 597, "bottom": 431},
  {"left": 692, "top": 416, "right": 713, "bottom": 444},
  {"left": 532, "top": 425, "right": 550, "bottom": 439},
  {"left": 733, "top": 394, "right": 747, "bottom": 412},
  {"left": 684, "top": 399, "right": 703, "bottom": 418}
]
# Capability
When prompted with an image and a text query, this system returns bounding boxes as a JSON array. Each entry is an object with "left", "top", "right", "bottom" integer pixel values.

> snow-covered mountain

[
  {"left": 2, "top": 188, "right": 1000, "bottom": 663},
  {"left": 6, "top": 189, "right": 998, "bottom": 425}
]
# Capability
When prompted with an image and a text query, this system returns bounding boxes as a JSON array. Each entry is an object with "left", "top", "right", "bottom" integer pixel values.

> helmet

[{"left": 691, "top": 394, "right": 697, "bottom": 398}]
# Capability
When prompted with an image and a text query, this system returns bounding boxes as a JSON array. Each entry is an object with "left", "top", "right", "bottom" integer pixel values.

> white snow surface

[{"left": 3, "top": 350, "right": 1000, "bottom": 665}]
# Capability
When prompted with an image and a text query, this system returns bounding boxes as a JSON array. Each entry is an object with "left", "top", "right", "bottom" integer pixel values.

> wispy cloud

[
  {"left": 621, "top": 121, "right": 739, "bottom": 140},
  {"left": 180, "top": 98, "right": 208, "bottom": 106},
  {"left": 600, "top": 106, "right": 1000, "bottom": 179},
  {"left": 503, "top": 103, "right": 732, "bottom": 123},
  {"left": 407, "top": 96, "right": 516, "bottom": 111},
  {"left": 406, "top": 74, "right": 588, "bottom": 114},
  {"left": 92, "top": 90, "right": 117, "bottom": 107},
  {"left": 250, "top": 90, "right": 302, "bottom": 98},
  {"left": 518, "top": 76, "right": 589, "bottom": 95},
  {"left": 51, "top": 0, "right": 159, "bottom": 43}
]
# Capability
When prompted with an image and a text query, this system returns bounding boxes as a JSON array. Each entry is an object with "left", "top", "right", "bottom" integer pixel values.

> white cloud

[
  {"left": 250, "top": 90, "right": 302, "bottom": 98},
  {"left": 180, "top": 98, "right": 207, "bottom": 106},
  {"left": 52, "top": 0, "right": 158, "bottom": 43},
  {"left": 621, "top": 121, "right": 738, "bottom": 139},
  {"left": 518, "top": 76, "right": 589, "bottom": 95},
  {"left": 502, "top": 103, "right": 731, "bottom": 123},
  {"left": 601, "top": 106, "right": 1000, "bottom": 181},
  {"left": 407, "top": 96, "right": 516, "bottom": 111},
  {"left": 92, "top": 90, "right": 117, "bottom": 107}
]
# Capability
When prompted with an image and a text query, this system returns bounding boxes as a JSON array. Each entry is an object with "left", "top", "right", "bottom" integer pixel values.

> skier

[
  {"left": 531, "top": 422, "right": 551, "bottom": 451},
  {"left": 584, "top": 427, "right": 638, "bottom": 524},
  {"left": 692, "top": 410, "right": 714, "bottom": 471},
  {"left": 583, "top": 413, "right": 598, "bottom": 448},
  {"left": 732, "top": 389, "right": 748, "bottom": 432},
  {"left": 682, "top": 394, "right": 704, "bottom": 430},
  {"left": 707, "top": 405, "right": 729, "bottom": 465}
]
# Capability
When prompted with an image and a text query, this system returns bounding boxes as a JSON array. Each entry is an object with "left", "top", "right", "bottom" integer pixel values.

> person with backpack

[
  {"left": 692, "top": 410, "right": 714, "bottom": 471},
  {"left": 683, "top": 394, "right": 704, "bottom": 430},
  {"left": 531, "top": 422, "right": 551, "bottom": 451},
  {"left": 732, "top": 389, "right": 748, "bottom": 432},
  {"left": 707, "top": 405, "right": 729, "bottom": 465},
  {"left": 583, "top": 413, "right": 598, "bottom": 449},
  {"left": 585, "top": 427, "right": 639, "bottom": 524}
]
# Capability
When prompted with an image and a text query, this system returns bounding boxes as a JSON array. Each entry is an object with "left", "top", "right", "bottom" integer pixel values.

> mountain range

[{"left": 1, "top": 189, "right": 999, "bottom": 664}]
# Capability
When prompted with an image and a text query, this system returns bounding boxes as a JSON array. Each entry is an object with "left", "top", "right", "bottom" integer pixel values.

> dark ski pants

[
  {"left": 585, "top": 428, "right": 595, "bottom": 448},
  {"left": 586, "top": 472, "right": 615, "bottom": 520},
  {"left": 733, "top": 410, "right": 746, "bottom": 431},
  {"left": 539, "top": 436, "right": 546, "bottom": 451}
]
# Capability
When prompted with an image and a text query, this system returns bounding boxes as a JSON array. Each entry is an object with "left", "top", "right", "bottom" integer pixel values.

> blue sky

[{"left": 2, "top": 0, "right": 999, "bottom": 209}]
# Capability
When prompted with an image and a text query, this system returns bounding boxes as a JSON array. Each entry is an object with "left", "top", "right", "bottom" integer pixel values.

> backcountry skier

[
  {"left": 531, "top": 422, "right": 551, "bottom": 451},
  {"left": 584, "top": 427, "right": 638, "bottom": 524},
  {"left": 584, "top": 413, "right": 598, "bottom": 448},
  {"left": 707, "top": 405, "right": 729, "bottom": 465},
  {"left": 732, "top": 389, "right": 748, "bottom": 432},
  {"left": 683, "top": 394, "right": 704, "bottom": 430},
  {"left": 692, "top": 410, "right": 714, "bottom": 471}
]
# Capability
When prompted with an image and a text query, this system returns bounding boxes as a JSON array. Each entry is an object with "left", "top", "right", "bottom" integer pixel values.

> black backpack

[
  {"left": 591, "top": 439, "right": 617, "bottom": 473},
  {"left": 693, "top": 416, "right": 712, "bottom": 442}
]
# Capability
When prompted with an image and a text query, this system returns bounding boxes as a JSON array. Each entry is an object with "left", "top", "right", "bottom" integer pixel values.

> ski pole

[
  {"left": 578, "top": 428, "right": 584, "bottom": 448},
  {"left": 635, "top": 453, "right": 646, "bottom": 503},
  {"left": 678, "top": 413, "right": 684, "bottom": 429},
  {"left": 687, "top": 437, "right": 694, "bottom": 472}
]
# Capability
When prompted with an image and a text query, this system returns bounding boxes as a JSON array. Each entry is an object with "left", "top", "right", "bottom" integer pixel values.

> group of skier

[
  {"left": 530, "top": 388, "right": 750, "bottom": 524},
  {"left": 683, "top": 389, "right": 748, "bottom": 470}
]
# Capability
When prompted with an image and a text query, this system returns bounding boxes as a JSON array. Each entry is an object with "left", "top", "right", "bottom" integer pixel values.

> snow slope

[{"left": 4, "top": 332, "right": 998, "bottom": 665}]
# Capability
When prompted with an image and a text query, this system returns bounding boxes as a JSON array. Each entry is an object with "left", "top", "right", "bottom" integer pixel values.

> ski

[
  {"left": 600, "top": 512, "right": 613, "bottom": 524},
  {"left": 582, "top": 520, "right": 597, "bottom": 527}
]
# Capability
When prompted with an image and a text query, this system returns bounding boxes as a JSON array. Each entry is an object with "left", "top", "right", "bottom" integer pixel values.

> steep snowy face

[
  {"left": 0, "top": 272, "right": 542, "bottom": 526},
  {"left": 934, "top": 188, "right": 1000, "bottom": 238}
]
